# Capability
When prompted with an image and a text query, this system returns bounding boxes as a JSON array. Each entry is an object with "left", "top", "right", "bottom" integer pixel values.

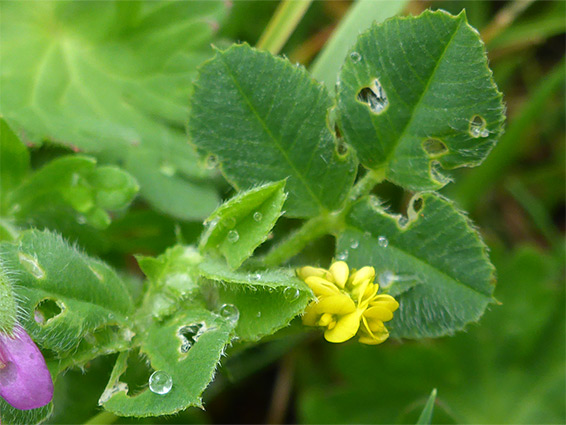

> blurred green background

[{"left": 1, "top": 0, "right": 564, "bottom": 423}]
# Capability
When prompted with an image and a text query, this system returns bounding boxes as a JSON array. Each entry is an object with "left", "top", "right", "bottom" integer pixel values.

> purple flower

[{"left": 0, "top": 324, "right": 53, "bottom": 410}]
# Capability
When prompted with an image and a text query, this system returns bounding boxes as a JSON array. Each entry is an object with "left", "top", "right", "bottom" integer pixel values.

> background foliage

[{"left": 0, "top": 1, "right": 564, "bottom": 424}]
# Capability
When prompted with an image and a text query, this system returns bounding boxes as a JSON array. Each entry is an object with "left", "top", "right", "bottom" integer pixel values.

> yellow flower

[{"left": 298, "top": 261, "right": 399, "bottom": 345}]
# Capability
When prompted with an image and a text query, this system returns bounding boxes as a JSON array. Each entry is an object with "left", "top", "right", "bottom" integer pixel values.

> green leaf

[
  {"left": 0, "top": 229, "right": 134, "bottom": 353},
  {"left": 416, "top": 389, "right": 437, "bottom": 425},
  {"left": 338, "top": 193, "right": 494, "bottom": 338},
  {"left": 200, "top": 181, "right": 286, "bottom": 269},
  {"left": 124, "top": 149, "right": 220, "bottom": 221},
  {"left": 100, "top": 306, "right": 234, "bottom": 417},
  {"left": 310, "top": 0, "right": 409, "bottom": 91},
  {"left": 0, "top": 400, "right": 53, "bottom": 425},
  {"left": 336, "top": 10, "right": 505, "bottom": 191},
  {"left": 198, "top": 258, "right": 313, "bottom": 341},
  {"left": 0, "top": 265, "right": 18, "bottom": 334},
  {"left": 137, "top": 245, "right": 202, "bottom": 320},
  {"left": 0, "top": 119, "right": 29, "bottom": 211},
  {"left": 9, "top": 155, "right": 138, "bottom": 229},
  {"left": 0, "top": 1, "right": 226, "bottom": 218},
  {"left": 189, "top": 43, "right": 358, "bottom": 218}
]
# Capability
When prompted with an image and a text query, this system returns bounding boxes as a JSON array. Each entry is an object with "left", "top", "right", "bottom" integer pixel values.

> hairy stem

[
  {"left": 262, "top": 168, "right": 385, "bottom": 267},
  {"left": 257, "top": 0, "right": 313, "bottom": 55}
]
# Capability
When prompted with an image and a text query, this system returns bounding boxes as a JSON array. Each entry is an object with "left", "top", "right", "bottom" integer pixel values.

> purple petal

[{"left": 0, "top": 324, "right": 53, "bottom": 410}]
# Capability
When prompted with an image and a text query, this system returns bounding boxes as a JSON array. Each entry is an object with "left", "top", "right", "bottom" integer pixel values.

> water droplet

[
  {"left": 378, "top": 270, "right": 397, "bottom": 288},
  {"left": 337, "top": 250, "right": 349, "bottom": 261},
  {"left": 256, "top": 311, "right": 262, "bottom": 318},
  {"left": 219, "top": 303, "right": 239, "bottom": 324},
  {"left": 77, "top": 215, "right": 87, "bottom": 224},
  {"left": 205, "top": 154, "right": 218, "bottom": 169},
  {"left": 18, "top": 252, "right": 45, "bottom": 279},
  {"left": 159, "top": 162, "right": 176, "bottom": 177},
  {"left": 227, "top": 230, "right": 239, "bottom": 243},
  {"left": 250, "top": 273, "right": 262, "bottom": 281},
  {"left": 149, "top": 371, "right": 173, "bottom": 395},
  {"left": 350, "top": 51, "right": 362, "bottom": 63},
  {"left": 350, "top": 240, "right": 359, "bottom": 249},
  {"left": 378, "top": 236, "right": 388, "bottom": 248},
  {"left": 224, "top": 216, "right": 237, "bottom": 229},
  {"left": 284, "top": 287, "right": 300, "bottom": 301},
  {"left": 357, "top": 79, "right": 388, "bottom": 114},
  {"left": 469, "top": 115, "right": 487, "bottom": 138},
  {"left": 253, "top": 212, "right": 263, "bottom": 222}
]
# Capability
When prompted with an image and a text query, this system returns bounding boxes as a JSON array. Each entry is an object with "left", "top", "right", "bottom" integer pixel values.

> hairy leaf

[
  {"left": 100, "top": 307, "right": 233, "bottom": 417},
  {"left": 337, "top": 10, "right": 505, "bottom": 190},
  {"left": 198, "top": 258, "right": 312, "bottom": 341},
  {"left": 200, "top": 181, "right": 286, "bottom": 269},
  {"left": 337, "top": 193, "right": 495, "bottom": 338},
  {"left": 189, "top": 44, "right": 357, "bottom": 217},
  {"left": 0, "top": 229, "right": 134, "bottom": 353}
]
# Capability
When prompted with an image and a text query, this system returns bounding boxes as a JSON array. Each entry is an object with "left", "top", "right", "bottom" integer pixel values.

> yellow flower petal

[
  {"left": 359, "top": 316, "right": 389, "bottom": 345},
  {"left": 313, "top": 294, "right": 356, "bottom": 315},
  {"left": 302, "top": 303, "right": 320, "bottom": 326},
  {"left": 297, "top": 266, "right": 329, "bottom": 281},
  {"left": 329, "top": 261, "right": 349, "bottom": 288},
  {"left": 304, "top": 276, "right": 340, "bottom": 296},
  {"left": 324, "top": 310, "right": 362, "bottom": 343},
  {"left": 318, "top": 313, "right": 333, "bottom": 327},
  {"left": 370, "top": 294, "right": 399, "bottom": 312},
  {"left": 349, "top": 266, "right": 375, "bottom": 287},
  {"left": 364, "top": 306, "right": 394, "bottom": 322}
]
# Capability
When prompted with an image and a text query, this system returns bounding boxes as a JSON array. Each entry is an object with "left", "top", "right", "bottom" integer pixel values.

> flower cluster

[{"left": 298, "top": 261, "right": 399, "bottom": 345}]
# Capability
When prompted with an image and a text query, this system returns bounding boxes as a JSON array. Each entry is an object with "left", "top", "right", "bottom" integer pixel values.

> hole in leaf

[
  {"left": 412, "top": 197, "right": 424, "bottom": 213},
  {"left": 121, "top": 349, "right": 153, "bottom": 397},
  {"left": 357, "top": 79, "right": 388, "bottom": 114},
  {"left": 178, "top": 323, "right": 205, "bottom": 353},
  {"left": 336, "top": 140, "right": 349, "bottom": 156},
  {"left": 469, "top": 115, "right": 488, "bottom": 138},
  {"left": 205, "top": 154, "right": 219, "bottom": 169},
  {"left": 34, "top": 298, "right": 63, "bottom": 325},
  {"left": 422, "top": 138, "right": 448, "bottom": 157}
]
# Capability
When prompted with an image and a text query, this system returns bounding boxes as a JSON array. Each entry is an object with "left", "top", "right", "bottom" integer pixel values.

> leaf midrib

[
  {"left": 218, "top": 52, "right": 326, "bottom": 214},
  {"left": 383, "top": 15, "right": 465, "bottom": 167}
]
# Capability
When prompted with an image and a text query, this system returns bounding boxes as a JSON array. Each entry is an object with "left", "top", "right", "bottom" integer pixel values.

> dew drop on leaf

[
  {"left": 253, "top": 211, "right": 263, "bottom": 222},
  {"left": 219, "top": 303, "right": 239, "bottom": 324},
  {"left": 149, "top": 371, "right": 173, "bottom": 395},
  {"left": 283, "top": 287, "right": 300, "bottom": 301},
  {"left": 378, "top": 236, "right": 388, "bottom": 248},
  {"left": 350, "top": 240, "right": 359, "bottom": 249},
  {"left": 378, "top": 270, "right": 396, "bottom": 288},
  {"left": 256, "top": 311, "right": 262, "bottom": 318},
  {"left": 18, "top": 252, "right": 45, "bottom": 279},
  {"left": 337, "top": 250, "right": 349, "bottom": 260},
  {"left": 350, "top": 51, "right": 362, "bottom": 62},
  {"left": 250, "top": 272, "right": 262, "bottom": 281},
  {"left": 357, "top": 79, "right": 388, "bottom": 114},
  {"left": 227, "top": 230, "right": 239, "bottom": 243},
  {"left": 469, "top": 115, "right": 487, "bottom": 138}
]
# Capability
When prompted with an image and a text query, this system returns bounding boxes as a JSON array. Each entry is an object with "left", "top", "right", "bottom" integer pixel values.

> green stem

[
  {"left": 84, "top": 411, "right": 118, "bottom": 425},
  {"left": 257, "top": 0, "right": 313, "bottom": 55},
  {"left": 347, "top": 167, "right": 386, "bottom": 201},
  {"left": 261, "top": 214, "right": 338, "bottom": 268},
  {"left": 262, "top": 168, "right": 385, "bottom": 267}
]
